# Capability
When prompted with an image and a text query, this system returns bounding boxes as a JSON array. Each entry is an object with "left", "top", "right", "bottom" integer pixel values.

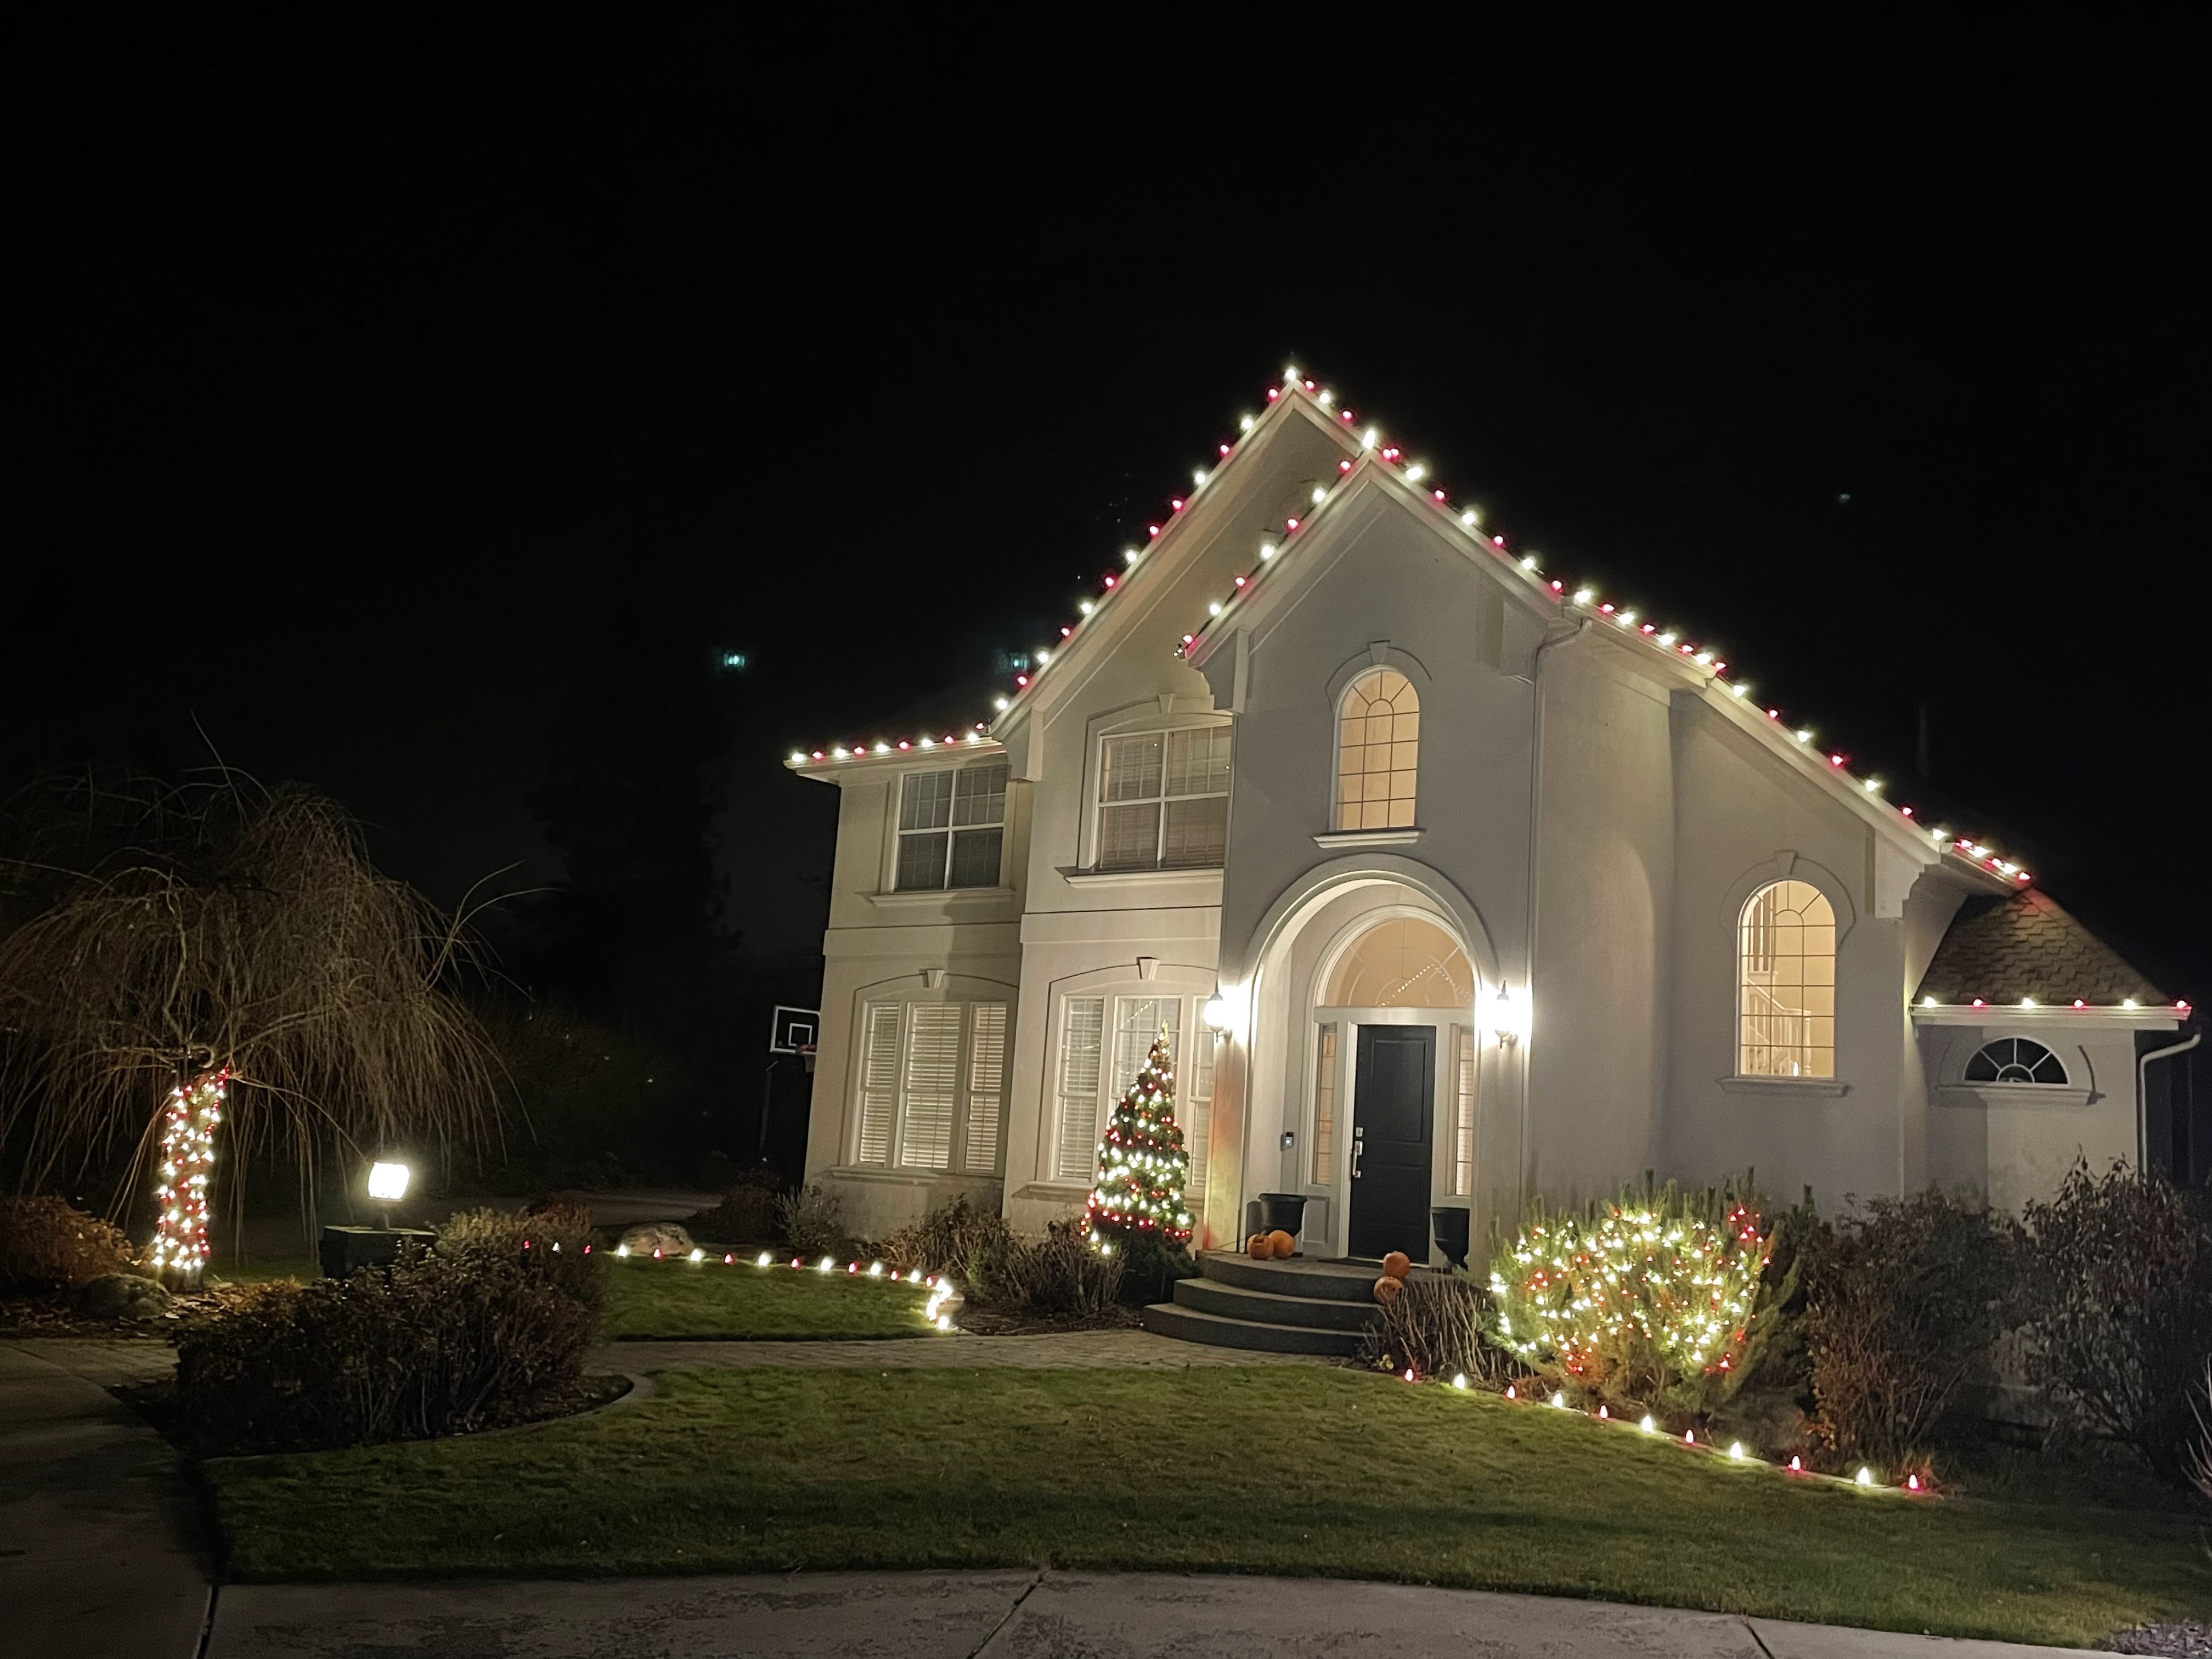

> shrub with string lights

[
  {"left": 1487, "top": 1174, "right": 1786, "bottom": 1412},
  {"left": 1084, "top": 1033, "right": 1193, "bottom": 1251}
]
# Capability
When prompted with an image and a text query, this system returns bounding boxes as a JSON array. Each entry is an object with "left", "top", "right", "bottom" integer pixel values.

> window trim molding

[
  {"left": 1717, "top": 1074, "right": 1853, "bottom": 1098},
  {"left": 1936, "top": 1082, "right": 2095, "bottom": 1111},
  {"left": 865, "top": 885, "right": 1017, "bottom": 909},
  {"left": 1312, "top": 828, "right": 1423, "bottom": 849}
]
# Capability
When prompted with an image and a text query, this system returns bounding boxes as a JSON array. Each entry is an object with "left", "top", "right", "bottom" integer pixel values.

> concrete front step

[
  {"left": 1139, "top": 1301, "right": 1367, "bottom": 1357},
  {"left": 1198, "top": 1252, "right": 1383, "bottom": 1302},
  {"left": 1172, "top": 1275, "right": 1377, "bottom": 1332}
]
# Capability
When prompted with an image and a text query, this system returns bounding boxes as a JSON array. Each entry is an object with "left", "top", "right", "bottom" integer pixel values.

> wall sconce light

[
  {"left": 1203, "top": 982, "right": 1248, "bottom": 1035},
  {"left": 1492, "top": 986, "right": 1522, "bottom": 1049}
]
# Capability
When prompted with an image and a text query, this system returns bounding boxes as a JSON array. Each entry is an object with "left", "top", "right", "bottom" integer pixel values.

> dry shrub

[
  {"left": 0, "top": 1195, "right": 134, "bottom": 1295},
  {"left": 1801, "top": 1189, "right": 2017, "bottom": 1464},
  {"left": 993, "top": 1220, "right": 1121, "bottom": 1316},
  {"left": 774, "top": 1184, "right": 851, "bottom": 1260},
  {"left": 882, "top": 1194, "right": 1012, "bottom": 1285},
  {"left": 173, "top": 1238, "right": 596, "bottom": 1453},
  {"left": 2019, "top": 1160, "right": 2212, "bottom": 1485},
  {"left": 686, "top": 1178, "right": 780, "bottom": 1247},
  {"left": 438, "top": 1203, "right": 603, "bottom": 1316},
  {"left": 1360, "top": 1273, "right": 1504, "bottom": 1382}
]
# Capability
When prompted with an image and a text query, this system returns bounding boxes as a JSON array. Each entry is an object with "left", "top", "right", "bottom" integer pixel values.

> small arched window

[
  {"left": 1964, "top": 1037, "right": 2068, "bottom": 1086},
  {"left": 1737, "top": 879, "right": 1836, "bottom": 1078},
  {"left": 1336, "top": 668, "right": 1419, "bottom": 831}
]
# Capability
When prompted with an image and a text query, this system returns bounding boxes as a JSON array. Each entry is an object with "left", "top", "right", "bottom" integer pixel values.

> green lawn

[
  {"left": 597, "top": 1255, "right": 938, "bottom": 1340},
  {"left": 202, "top": 1367, "right": 2210, "bottom": 1645}
]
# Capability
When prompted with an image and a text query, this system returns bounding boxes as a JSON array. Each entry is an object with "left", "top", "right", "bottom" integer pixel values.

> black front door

[{"left": 1348, "top": 1024, "right": 1434, "bottom": 1261}]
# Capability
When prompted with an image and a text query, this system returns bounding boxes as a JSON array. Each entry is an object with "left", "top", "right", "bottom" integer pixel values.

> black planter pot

[
  {"left": 1256, "top": 1192, "right": 1308, "bottom": 1240},
  {"left": 1430, "top": 1206, "right": 1471, "bottom": 1270}
]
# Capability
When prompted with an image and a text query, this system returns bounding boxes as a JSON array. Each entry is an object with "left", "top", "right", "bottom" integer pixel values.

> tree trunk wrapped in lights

[
  {"left": 1084, "top": 1032, "right": 1193, "bottom": 1251},
  {"left": 0, "top": 773, "right": 500, "bottom": 1281}
]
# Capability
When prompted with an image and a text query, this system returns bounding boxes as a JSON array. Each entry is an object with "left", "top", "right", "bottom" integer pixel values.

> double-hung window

[
  {"left": 1096, "top": 727, "right": 1230, "bottom": 871},
  {"left": 896, "top": 763, "right": 1008, "bottom": 890},
  {"left": 853, "top": 1000, "right": 1009, "bottom": 1174}
]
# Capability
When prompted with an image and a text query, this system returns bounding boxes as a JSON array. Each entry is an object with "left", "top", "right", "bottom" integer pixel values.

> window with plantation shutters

[
  {"left": 855, "top": 1004, "right": 901, "bottom": 1166},
  {"left": 849, "top": 1000, "right": 1008, "bottom": 1173},
  {"left": 1054, "top": 996, "right": 1105, "bottom": 1180},
  {"left": 895, "top": 764, "right": 1007, "bottom": 890},
  {"left": 1182, "top": 1026, "right": 1212, "bottom": 1209},
  {"left": 899, "top": 1006, "right": 962, "bottom": 1170},
  {"left": 1095, "top": 726, "right": 1231, "bottom": 871},
  {"left": 964, "top": 1005, "right": 1007, "bottom": 1173},
  {"left": 1450, "top": 1027, "right": 1476, "bottom": 1197}
]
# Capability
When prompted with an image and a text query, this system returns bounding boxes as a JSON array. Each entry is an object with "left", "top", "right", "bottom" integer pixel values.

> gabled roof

[
  {"left": 1916, "top": 889, "right": 2168, "bottom": 1008},
  {"left": 780, "top": 366, "right": 2035, "bottom": 884}
]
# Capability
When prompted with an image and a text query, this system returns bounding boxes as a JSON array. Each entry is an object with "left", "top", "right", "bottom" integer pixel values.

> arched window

[
  {"left": 1737, "top": 879, "right": 1836, "bottom": 1078},
  {"left": 1965, "top": 1037, "right": 2068, "bottom": 1085},
  {"left": 1322, "top": 915, "right": 1472, "bottom": 1008},
  {"left": 1336, "top": 668, "right": 1419, "bottom": 831}
]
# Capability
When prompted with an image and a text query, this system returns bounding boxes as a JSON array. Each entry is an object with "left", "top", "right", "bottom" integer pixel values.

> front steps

[{"left": 1140, "top": 1252, "right": 1383, "bottom": 1357}]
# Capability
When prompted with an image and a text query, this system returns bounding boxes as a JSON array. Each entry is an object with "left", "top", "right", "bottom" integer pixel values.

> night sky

[{"left": 14, "top": 16, "right": 2209, "bottom": 1011}]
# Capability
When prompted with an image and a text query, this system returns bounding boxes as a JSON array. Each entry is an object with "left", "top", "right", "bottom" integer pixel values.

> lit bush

[
  {"left": 2018, "top": 1160, "right": 2212, "bottom": 1485},
  {"left": 1799, "top": 1189, "right": 2018, "bottom": 1464},
  {"left": 1487, "top": 1175, "right": 1786, "bottom": 1410},
  {"left": 0, "top": 1195, "right": 134, "bottom": 1295}
]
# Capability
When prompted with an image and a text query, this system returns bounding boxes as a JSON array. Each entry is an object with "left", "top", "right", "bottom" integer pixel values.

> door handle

[{"left": 1350, "top": 1138, "right": 1363, "bottom": 1180}]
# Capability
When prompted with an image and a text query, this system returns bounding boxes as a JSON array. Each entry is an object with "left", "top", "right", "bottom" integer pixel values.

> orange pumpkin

[
  {"left": 1381, "top": 1250, "right": 1412, "bottom": 1280},
  {"left": 1246, "top": 1233, "right": 1272, "bottom": 1260},
  {"left": 1372, "top": 1274, "right": 1404, "bottom": 1305},
  {"left": 1267, "top": 1229, "right": 1295, "bottom": 1259}
]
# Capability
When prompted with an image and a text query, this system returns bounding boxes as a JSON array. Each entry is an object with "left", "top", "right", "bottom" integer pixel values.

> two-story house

[{"left": 787, "top": 368, "right": 2192, "bottom": 1274}]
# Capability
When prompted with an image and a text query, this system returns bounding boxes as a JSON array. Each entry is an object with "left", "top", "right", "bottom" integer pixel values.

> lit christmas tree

[{"left": 1085, "top": 1032, "right": 1193, "bottom": 1250}]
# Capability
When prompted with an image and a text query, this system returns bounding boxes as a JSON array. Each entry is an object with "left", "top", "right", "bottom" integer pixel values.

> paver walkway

[{"left": 202, "top": 1568, "right": 2091, "bottom": 1658}]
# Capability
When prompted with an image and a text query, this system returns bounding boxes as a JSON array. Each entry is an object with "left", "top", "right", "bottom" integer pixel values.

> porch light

[
  {"left": 366, "top": 1161, "right": 410, "bottom": 1203},
  {"left": 1203, "top": 982, "right": 1247, "bottom": 1034},
  {"left": 1492, "top": 986, "right": 1523, "bottom": 1049}
]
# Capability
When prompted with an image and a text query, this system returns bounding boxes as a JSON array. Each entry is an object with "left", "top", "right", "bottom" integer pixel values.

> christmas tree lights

[
  {"left": 1084, "top": 1033, "right": 1193, "bottom": 1249},
  {"left": 149, "top": 1070, "right": 225, "bottom": 1278}
]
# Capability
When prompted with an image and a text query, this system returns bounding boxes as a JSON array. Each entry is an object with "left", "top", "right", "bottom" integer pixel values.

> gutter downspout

[
  {"left": 2136, "top": 1028, "right": 2201, "bottom": 1175},
  {"left": 1519, "top": 617, "right": 1589, "bottom": 1214}
]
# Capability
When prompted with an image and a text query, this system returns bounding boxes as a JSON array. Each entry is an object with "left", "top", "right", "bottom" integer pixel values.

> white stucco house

[{"left": 787, "top": 368, "right": 2194, "bottom": 1274}]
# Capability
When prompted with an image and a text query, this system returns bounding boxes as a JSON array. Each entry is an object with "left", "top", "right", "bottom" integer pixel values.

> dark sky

[{"left": 13, "top": 15, "right": 2209, "bottom": 999}]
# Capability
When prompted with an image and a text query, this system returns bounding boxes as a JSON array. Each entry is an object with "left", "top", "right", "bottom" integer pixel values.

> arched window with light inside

[
  {"left": 1963, "top": 1037, "right": 2068, "bottom": 1086},
  {"left": 1335, "top": 668, "right": 1418, "bottom": 831},
  {"left": 1737, "top": 879, "right": 1836, "bottom": 1078}
]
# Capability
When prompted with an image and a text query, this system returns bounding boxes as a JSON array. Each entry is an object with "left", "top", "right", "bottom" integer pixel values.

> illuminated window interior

[
  {"left": 1335, "top": 668, "right": 1419, "bottom": 831},
  {"left": 1737, "top": 879, "right": 1835, "bottom": 1078},
  {"left": 1965, "top": 1037, "right": 2067, "bottom": 1085},
  {"left": 1323, "top": 915, "right": 1472, "bottom": 1008}
]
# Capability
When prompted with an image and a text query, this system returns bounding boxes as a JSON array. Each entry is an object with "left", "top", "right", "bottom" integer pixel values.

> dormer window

[
  {"left": 896, "top": 763, "right": 1007, "bottom": 890},
  {"left": 1964, "top": 1037, "right": 2067, "bottom": 1085}
]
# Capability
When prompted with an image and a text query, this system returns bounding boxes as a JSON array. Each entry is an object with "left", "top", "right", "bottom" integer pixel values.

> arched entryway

[{"left": 1228, "top": 871, "right": 1499, "bottom": 1264}]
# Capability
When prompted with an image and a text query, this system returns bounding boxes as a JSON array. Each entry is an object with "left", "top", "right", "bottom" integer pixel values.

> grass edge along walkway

[{"left": 201, "top": 1365, "right": 2211, "bottom": 1647}]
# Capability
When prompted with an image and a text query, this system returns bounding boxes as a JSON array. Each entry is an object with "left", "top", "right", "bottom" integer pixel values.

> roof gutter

[{"left": 2136, "top": 1026, "right": 2202, "bottom": 1175}]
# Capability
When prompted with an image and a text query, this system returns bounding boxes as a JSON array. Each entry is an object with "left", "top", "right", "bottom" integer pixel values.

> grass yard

[
  {"left": 202, "top": 1366, "right": 2210, "bottom": 1645},
  {"left": 596, "top": 1254, "right": 937, "bottom": 1340}
]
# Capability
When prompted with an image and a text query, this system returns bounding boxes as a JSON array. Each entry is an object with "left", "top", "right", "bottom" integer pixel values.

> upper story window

[
  {"left": 896, "top": 763, "right": 1007, "bottom": 890},
  {"left": 1737, "top": 878, "right": 1836, "bottom": 1078},
  {"left": 1096, "top": 727, "right": 1231, "bottom": 871},
  {"left": 1335, "top": 668, "right": 1419, "bottom": 831},
  {"left": 1965, "top": 1037, "right": 2067, "bottom": 1085}
]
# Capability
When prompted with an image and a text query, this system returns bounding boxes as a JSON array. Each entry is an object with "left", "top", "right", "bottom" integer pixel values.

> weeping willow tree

[{"left": 0, "top": 772, "right": 502, "bottom": 1276}]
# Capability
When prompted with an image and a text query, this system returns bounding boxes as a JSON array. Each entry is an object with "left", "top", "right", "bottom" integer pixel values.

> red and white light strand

[{"left": 149, "top": 1070, "right": 225, "bottom": 1277}]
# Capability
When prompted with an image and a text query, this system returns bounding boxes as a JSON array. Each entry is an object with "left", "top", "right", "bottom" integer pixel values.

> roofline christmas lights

[{"left": 784, "top": 366, "right": 2104, "bottom": 917}]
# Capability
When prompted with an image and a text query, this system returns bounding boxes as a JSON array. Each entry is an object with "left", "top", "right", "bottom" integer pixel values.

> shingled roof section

[{"left": 1915, "top": 889, "right": 2167, "bottom": 1007}]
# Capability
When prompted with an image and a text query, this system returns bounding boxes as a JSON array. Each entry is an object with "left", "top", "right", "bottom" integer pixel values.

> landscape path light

[{"left": 366, "top": 1159, "right": 410, "bottom": 1228}]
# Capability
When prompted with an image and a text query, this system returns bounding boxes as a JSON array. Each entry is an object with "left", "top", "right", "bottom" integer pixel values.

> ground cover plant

[
  {"left": 201, "top": 1364, "right": 2211, "bottom": 1645},
  {"left": 597, "top": 1253, "right": 935, "bottom": 1340}
]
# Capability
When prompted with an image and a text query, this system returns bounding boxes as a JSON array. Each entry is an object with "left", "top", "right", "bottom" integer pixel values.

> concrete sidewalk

[
  {"left": 203, "top": 1569, "right": 2094, "bottom": 1657},
  {"left": 0, "top": 1339, "right": 210, "bottom": 1659}
]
